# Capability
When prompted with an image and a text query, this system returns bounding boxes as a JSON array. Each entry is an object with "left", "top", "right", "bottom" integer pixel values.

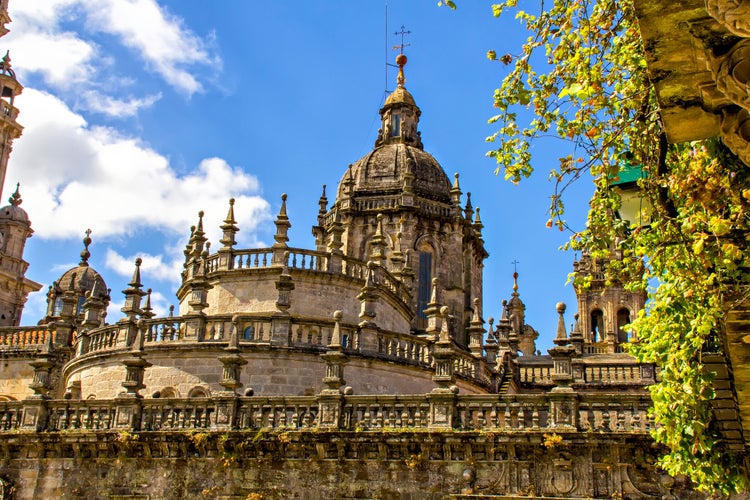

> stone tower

[
  {"left": 0, "top": 184, "right": 41, "bottom": 325},
  {"left": 0, "top": 2, "right": 22, "bottom": 202},
  {"left": 0, "top": 1, "right": 40, "bottom": 326},
  {"left": 573, "top": 251, "right": 646, "bottom": 352},
  {"left": 322, "top": 55, "right": 488, "bottom": 345}
]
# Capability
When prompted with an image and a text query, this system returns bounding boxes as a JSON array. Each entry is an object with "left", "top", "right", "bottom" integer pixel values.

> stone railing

[
  {"left": 0, "top": 99, "right": 19, "bottom": 122},
  {"left": 0, "top": 328, "right": 54, "bottom": 351},
  {"left": 582, "top": 363, "right": 652, "bottom": 384},
  {"left": 230, "top": 249, "right": 273, "bottom": 270},
  {"left": 288, "top": 249, "right": 328, "bottom": 271},
  {"left": 341, "top": 256, "right": 366, "bottom": 280},
  {"left": 86, "top": 325, "right": 123, "bottom": 353},
  {"left": 371, "top": 265, "right": 411, "bottom": 304},
  {"left": 518, "top": 364, "right": 553, "bottom": 385},
  {"left": 414, "top": 198, "right": 455, "bottom": 219},
  {"left": 376, "top": 331, "right": 432, "bottom": 367},
  {"left": 0, "top": 391, "right": 654, "bottom": 434}
]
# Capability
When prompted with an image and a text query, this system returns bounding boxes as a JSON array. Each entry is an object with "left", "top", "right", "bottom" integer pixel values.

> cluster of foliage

[{"left": 444, "top": 0, "right": 750, "bottom": 493}]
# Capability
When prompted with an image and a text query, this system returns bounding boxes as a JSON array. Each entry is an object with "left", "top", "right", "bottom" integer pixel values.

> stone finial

[
  {"left": 141, "top": 289, "right": 155, "bottom": 319},
  {"left": 329, "top": 310, "right": 343, "bottom": 349},
  {"left": 473, "top": 207, "right": 483, "bottom": 232},
  {"left": 130, "top": 258, "right": 143, "bottom": 288},
  {"left": 464, "top": 192, "right": 474, "bottom": 221},
  {"left": 8, "top": 182, "right": 20, "bottom": 206},
  {"left": 219, "top": 198, "right": 239, "bottom": 250},
  {"left": 273, "top": 194, "right": 291, "bottom": 251},
  {"left": 468, "top": 297, "right": 486, "bottom": 358},
  {"left": 554, "top": 302, "right": 569, "bottom": 345},
  {"left": 120, "top": 258, "right": 147, "bottom": 321},
  {"left": 396, "top": 53, "right": 407, "bottom": 87},
  {"left": 451, "top": 173, "right": 462, "bottom": 206},
  {"left": 439, "top": 305, "right": 451, "bottom": 343},
  {"left": 318, "top": 185, "right": 328, "bottom": 215},
  {"left": 79, "top": 229, "right": 92, "bottom": 266}
]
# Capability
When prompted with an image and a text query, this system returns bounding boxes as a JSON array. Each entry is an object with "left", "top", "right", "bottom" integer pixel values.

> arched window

[
  {"left": 188, "top": 386, "right": 209, "bottom": 398},
  {"left": 160, "top": 387, "right": 178, "bottom": 399},
  {"left": 390, "top": 113, "right": 402, "bottom": 137},
  {"left": 53, "top": 297, "right": 63, "bottom": 316},
  {"left": 243, "top": 325, "right": 255, "bottom": 341},
  {"left": 617, "top": 308, "right": 631, "bottom": 343},
  {"left": 590, "top": 309, "right": 604, "bottom": 343},
  {"left": 416, "top": 250, "right": 433, "bottom": 330}
]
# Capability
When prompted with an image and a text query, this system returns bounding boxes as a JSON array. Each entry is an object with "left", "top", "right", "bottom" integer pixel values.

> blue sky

[{"left": 4, "top": 1, "right": 592, "bottom": 352}]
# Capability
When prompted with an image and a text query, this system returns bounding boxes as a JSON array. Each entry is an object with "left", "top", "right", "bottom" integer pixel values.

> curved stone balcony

[{"left": 64, "top": 312, "right": 495, "bottom": 400}]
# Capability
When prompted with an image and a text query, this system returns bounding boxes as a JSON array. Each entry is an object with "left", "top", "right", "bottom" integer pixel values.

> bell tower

[
  {"left": 573, "top": 251, "right": 646, "bottom": 352},
  {"left": 0, "top": 1, "right": 41, "bottom": 326},
  {"left": 0, "top": 0, "right": 21, "bottom": 201}
]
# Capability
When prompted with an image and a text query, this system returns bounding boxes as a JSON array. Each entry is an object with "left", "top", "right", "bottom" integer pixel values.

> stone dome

[
  {"left": 56, "top": 265, "right": 108, "bottom": 297},
  {"left": 0, "top": 183, "right": 29, "bottom": 224},
  {"left": 384, "top": 86, "right": 417, "bottom": 109},
  {"left": 339, "top": 143, "right": 452, "bottom": 203}
]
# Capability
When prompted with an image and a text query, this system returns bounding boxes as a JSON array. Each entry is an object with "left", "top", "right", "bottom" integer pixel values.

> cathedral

[{"left": 0, "top": 2, "right": 723, "bottom": 498}]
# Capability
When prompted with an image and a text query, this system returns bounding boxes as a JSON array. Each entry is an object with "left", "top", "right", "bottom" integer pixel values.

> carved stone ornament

[
  {"left": 712, "top": 39, "right": 750, "bottom": 112},
  {"left": 720, "top": 106, "right": 750, "bottom": 165},
  {"left": 706, "top": 0, "right": 750, "bottom": 37}
]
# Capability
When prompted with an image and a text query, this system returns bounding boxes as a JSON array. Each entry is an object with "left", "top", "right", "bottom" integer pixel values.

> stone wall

[{"left": 0, "top": 429, "right": 697, "bottom": 499}]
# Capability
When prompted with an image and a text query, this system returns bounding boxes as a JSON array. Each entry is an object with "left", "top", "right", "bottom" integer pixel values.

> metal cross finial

[
  {"left": 511, "top": 259, "right": 519, "bottom": 273},
  {"left": 393, "top": 25, "right": 411, "bottom": 54}
]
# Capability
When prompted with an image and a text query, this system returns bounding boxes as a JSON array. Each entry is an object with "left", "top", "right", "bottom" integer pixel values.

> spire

[{"left": 79, "top": 229, "right": 92, "bottom": 266}]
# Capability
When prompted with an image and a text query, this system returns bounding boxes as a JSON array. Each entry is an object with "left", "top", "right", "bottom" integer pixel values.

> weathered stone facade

[{"left": 0, "top": 2, "right": 739, "bottom": 497}]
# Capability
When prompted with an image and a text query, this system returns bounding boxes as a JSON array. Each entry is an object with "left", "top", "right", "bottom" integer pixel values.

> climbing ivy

[{"left": 444, "top": 0, "right": 750, "bottom": 493}]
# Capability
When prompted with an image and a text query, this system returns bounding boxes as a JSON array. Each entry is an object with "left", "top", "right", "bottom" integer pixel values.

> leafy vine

[{"left": 443, "top": 0, "right": 750, "bottom": 493}]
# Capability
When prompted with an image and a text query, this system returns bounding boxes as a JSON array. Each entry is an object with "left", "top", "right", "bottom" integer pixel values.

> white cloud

[
  {"left": 5, "top": 31, "right": 95, "bottom": 86},
  {"left": 82, "top": 0, "right": 216, "bottom": 95},
  {"left": 6, "top": 0, "right": 218, "bottom": 116},
  {"left": 81, "top": 90, "right": 161, "bottom": 117},
  {"left": 105, "top": 248, "right": 182, "bottom": 283},
  {"left": 7, "top": 89, "right": 272, "bottom": 242}
]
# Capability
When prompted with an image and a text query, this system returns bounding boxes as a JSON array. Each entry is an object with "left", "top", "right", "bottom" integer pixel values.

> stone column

[
  {"left": 271, "top": 252, "right": 294, "bottom": 347},
  {"left": 548, "top": 303, "right": 578, "bottom": 429},
  {"left": 429, "top": 306, "right": 457, "bottom": 429},
  {"left": 318, "top": 311, "right": 348, "bottom": 430},
  {"left": 214, "top": 318, "right": 245, "bottom": 430},
  {"left": 115, "top": 320, "right": 151, "bottom": 430},
  {"left": 357, "top": 262, "right": 380, "bottom": 354}
]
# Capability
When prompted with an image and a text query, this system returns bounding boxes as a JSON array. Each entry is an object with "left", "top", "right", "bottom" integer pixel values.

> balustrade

[
  {"left": 232, "top": 249, "right": 273, "bottom": 270},
  {"left": 0, "top": 392, "right": 653, "bottom": 434},
  {"left": 0, "top": 328, "right": 54, "bottom": 349},
  {"left": 47, "top": 401, "right": 118, "bottom": 431},
  {"left": 519, "top": 365, "right": 553, "bottom": 385},
  {"left": 236, "top": 397, "right": 318, "bottom": 429},
  {"left": 140, "top": 399, "right": 214, "bottom": 430}
]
